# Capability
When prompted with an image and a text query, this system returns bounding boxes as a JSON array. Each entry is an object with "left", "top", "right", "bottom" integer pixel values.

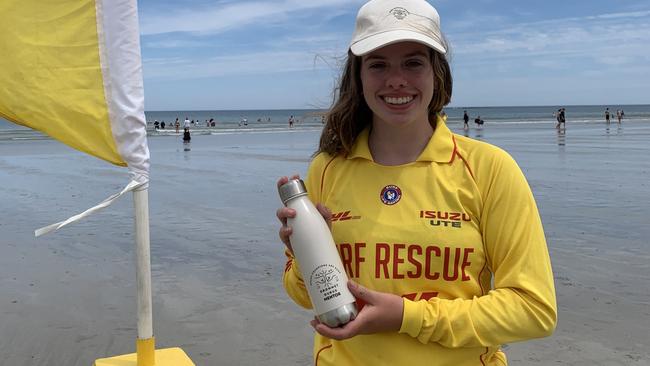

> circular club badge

[{"left": 380, "top": 185, "right": 402, "bottom": 205}]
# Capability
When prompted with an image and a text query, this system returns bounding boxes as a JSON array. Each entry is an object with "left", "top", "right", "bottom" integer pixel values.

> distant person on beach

[
  {"left": 275, "top": 1, "right": 556, "bottom": 365},
  {"left": 154, "top": 120, "right": 159, "bottom": 130},
  {"left": 289, "top": 115, "right": 294, "bottom": 128},
  {"left": 175, "top": 119, "right": 180, "bottom": 133},
  {"left": 556, "top": 108, "right": 566, "bottom": 129},
  {"left": 605, "top": 108, "right": 611, "bottom": 124},
  {"left": 616, "top": 110, "right": 622, "bottom": 124},
  {"left": 474, "top": 115, "right": 484, "bottom": 126},
  {"left": 463, "top": 110, "right": 469, "bottom": 130},
  {"left": 160, "top": 121, "right": 165, "bottom": 129},
  {"left": 184, "top": 117, "right": 190, "bottom": 129},
  {"left": 182, "top": 127, "right": 191, "bottom": 143}
]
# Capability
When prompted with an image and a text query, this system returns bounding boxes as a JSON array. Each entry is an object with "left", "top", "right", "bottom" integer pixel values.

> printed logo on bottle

[
  {"left": 310, "top": 264, "right": 343, "bottom": 301},
  {"left": 380, "top": 185, "right": 402, "bottom": 205}
]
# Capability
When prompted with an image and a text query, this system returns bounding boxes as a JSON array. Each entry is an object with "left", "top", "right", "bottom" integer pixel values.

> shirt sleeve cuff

[{"left": 399, "top": 298, "right": 426, "bottom": 338}]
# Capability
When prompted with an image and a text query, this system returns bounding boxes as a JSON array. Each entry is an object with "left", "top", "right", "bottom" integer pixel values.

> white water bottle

[{"left": 278, "top": 179, "right": 358, "bottom": 327}]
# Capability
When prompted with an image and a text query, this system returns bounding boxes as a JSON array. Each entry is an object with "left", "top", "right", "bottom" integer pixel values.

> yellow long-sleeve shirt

[{"left": 283, "top": 118, "right": 557, "bottom": 365}]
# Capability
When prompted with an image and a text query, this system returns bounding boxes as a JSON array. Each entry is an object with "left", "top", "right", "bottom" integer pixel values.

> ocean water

[
  {"left": 1, "top": 105, "right": 649, "bottom": 141},
  {"left": 0, "top": 109, "right": 327, "bottom": 141}
]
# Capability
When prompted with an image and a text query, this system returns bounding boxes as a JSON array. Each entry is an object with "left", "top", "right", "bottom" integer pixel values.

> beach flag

[
  {"left": 0, "top": 1, "right": 193, "bottom": 365},
  {"left": 0, "top": 0, "right": 149, "bottom": 236}
]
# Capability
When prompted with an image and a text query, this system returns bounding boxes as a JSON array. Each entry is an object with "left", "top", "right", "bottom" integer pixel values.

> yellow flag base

[{"left": 94, "top": 338, "right": 194, "bottom": 366}]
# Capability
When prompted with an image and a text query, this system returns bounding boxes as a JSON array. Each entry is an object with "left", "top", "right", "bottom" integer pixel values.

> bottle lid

[{"left": 278, "top": 179, "right": 308, "bottom": 204}]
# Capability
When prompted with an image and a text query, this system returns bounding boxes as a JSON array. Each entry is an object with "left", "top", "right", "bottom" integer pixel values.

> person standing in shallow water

[
  {"left": 463, "top": 110, "right": 469, "bottom": 130},
  {"left": 182, "top": 127, "right": 191, "bottom": 143},
  {"left": 557, "top": 108, "right": 566, "bottom": 129},
  {"left": 275, "top": 0, "right": 556, "bottom": 365}
]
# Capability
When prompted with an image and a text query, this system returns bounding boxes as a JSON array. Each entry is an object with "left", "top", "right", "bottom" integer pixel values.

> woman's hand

[
  {"left": 276, "top": 175, "right": 332, "bottom": 253},
  {"left": 310, "top": 281, "right": 404, "bottom": 340}
]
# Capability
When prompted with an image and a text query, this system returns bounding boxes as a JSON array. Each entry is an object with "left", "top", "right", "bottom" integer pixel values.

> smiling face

[{"left": 360, "top": 42, "right": 434, "bottom": 130}]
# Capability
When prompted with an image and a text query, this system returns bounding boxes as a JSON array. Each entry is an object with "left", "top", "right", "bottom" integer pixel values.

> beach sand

[{"left": 1, "top": 122, "right": 649, "bottom": 365}]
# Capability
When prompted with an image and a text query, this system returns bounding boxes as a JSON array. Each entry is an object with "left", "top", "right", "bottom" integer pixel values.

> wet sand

[{"left": 1, "top": 122, "right": 649, "bottom": 365}]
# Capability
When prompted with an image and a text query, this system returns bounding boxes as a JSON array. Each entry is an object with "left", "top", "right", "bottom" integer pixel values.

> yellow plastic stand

[{"left": 94, "top": 337, "right": 195, "bottom": 366}]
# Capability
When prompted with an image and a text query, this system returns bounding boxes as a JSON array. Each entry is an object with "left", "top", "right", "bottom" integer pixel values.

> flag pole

[
  {"left": 95, "top": 184, "right": 195, "bottom": 365},
  {"left": 133, "top": 186, "right": 155, "bottom": 366}
]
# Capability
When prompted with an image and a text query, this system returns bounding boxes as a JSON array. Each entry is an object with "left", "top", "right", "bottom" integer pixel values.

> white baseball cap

[{"left": 349, "top": 0, "right": 446, "bottom": 56}]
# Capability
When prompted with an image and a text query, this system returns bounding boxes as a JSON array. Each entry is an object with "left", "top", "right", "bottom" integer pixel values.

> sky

[{"left": 137, "top": 0, "right": 650, "bottom": 111}]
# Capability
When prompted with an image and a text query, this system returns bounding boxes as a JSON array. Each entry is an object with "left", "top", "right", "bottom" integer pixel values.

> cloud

[
  {"left": 583, "top": 10, "right": 650, "bottom": 20},
  {"left": 450, "top": 10, "right": 650, "bottom": 69},
  {"left": 142, "top": 49, "right": 339, "bottom": 81},
  {"left": 143, "top": 39, "right": 208, "bottom": 49},
  {"left": 139, "top": 0, "right": 359, "bottom": 82},
  {"left": 446, "top": 13, "right": 508, "bottom": 31},
  {"left": 139, "top": 0, "right": 364, "bottom": 36}
]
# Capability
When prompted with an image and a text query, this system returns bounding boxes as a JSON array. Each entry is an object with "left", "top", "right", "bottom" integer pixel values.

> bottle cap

[{"left": 278, "top": 179, "right": 308, "bottom": 204}]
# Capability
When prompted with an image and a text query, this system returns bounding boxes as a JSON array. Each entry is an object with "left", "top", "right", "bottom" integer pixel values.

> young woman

[{"left": 276, "top": 1, "right": 556, "bottom": 364}]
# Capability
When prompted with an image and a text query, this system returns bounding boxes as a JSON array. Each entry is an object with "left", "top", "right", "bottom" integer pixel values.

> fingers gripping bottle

[{"left": 279, "top": 179, "right": 358, "bottom": 327}]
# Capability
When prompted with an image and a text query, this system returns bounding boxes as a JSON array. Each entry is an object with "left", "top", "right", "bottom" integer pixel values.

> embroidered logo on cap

[
  {"left": 380, "top": 185, "right": 402, "bottom": 205},
  {"left": 389, "top": 7, "right": 409, "bottom": 20}
]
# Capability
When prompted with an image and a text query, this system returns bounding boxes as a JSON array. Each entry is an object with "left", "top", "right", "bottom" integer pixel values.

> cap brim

[{"left": 350, "top": 30, "right": 446, "bottom": 56}]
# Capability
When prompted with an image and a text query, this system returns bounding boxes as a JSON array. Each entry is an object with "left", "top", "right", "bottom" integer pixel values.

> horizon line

[{"left": 144, "top": 103, "right": 650, "bottom": 113}]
